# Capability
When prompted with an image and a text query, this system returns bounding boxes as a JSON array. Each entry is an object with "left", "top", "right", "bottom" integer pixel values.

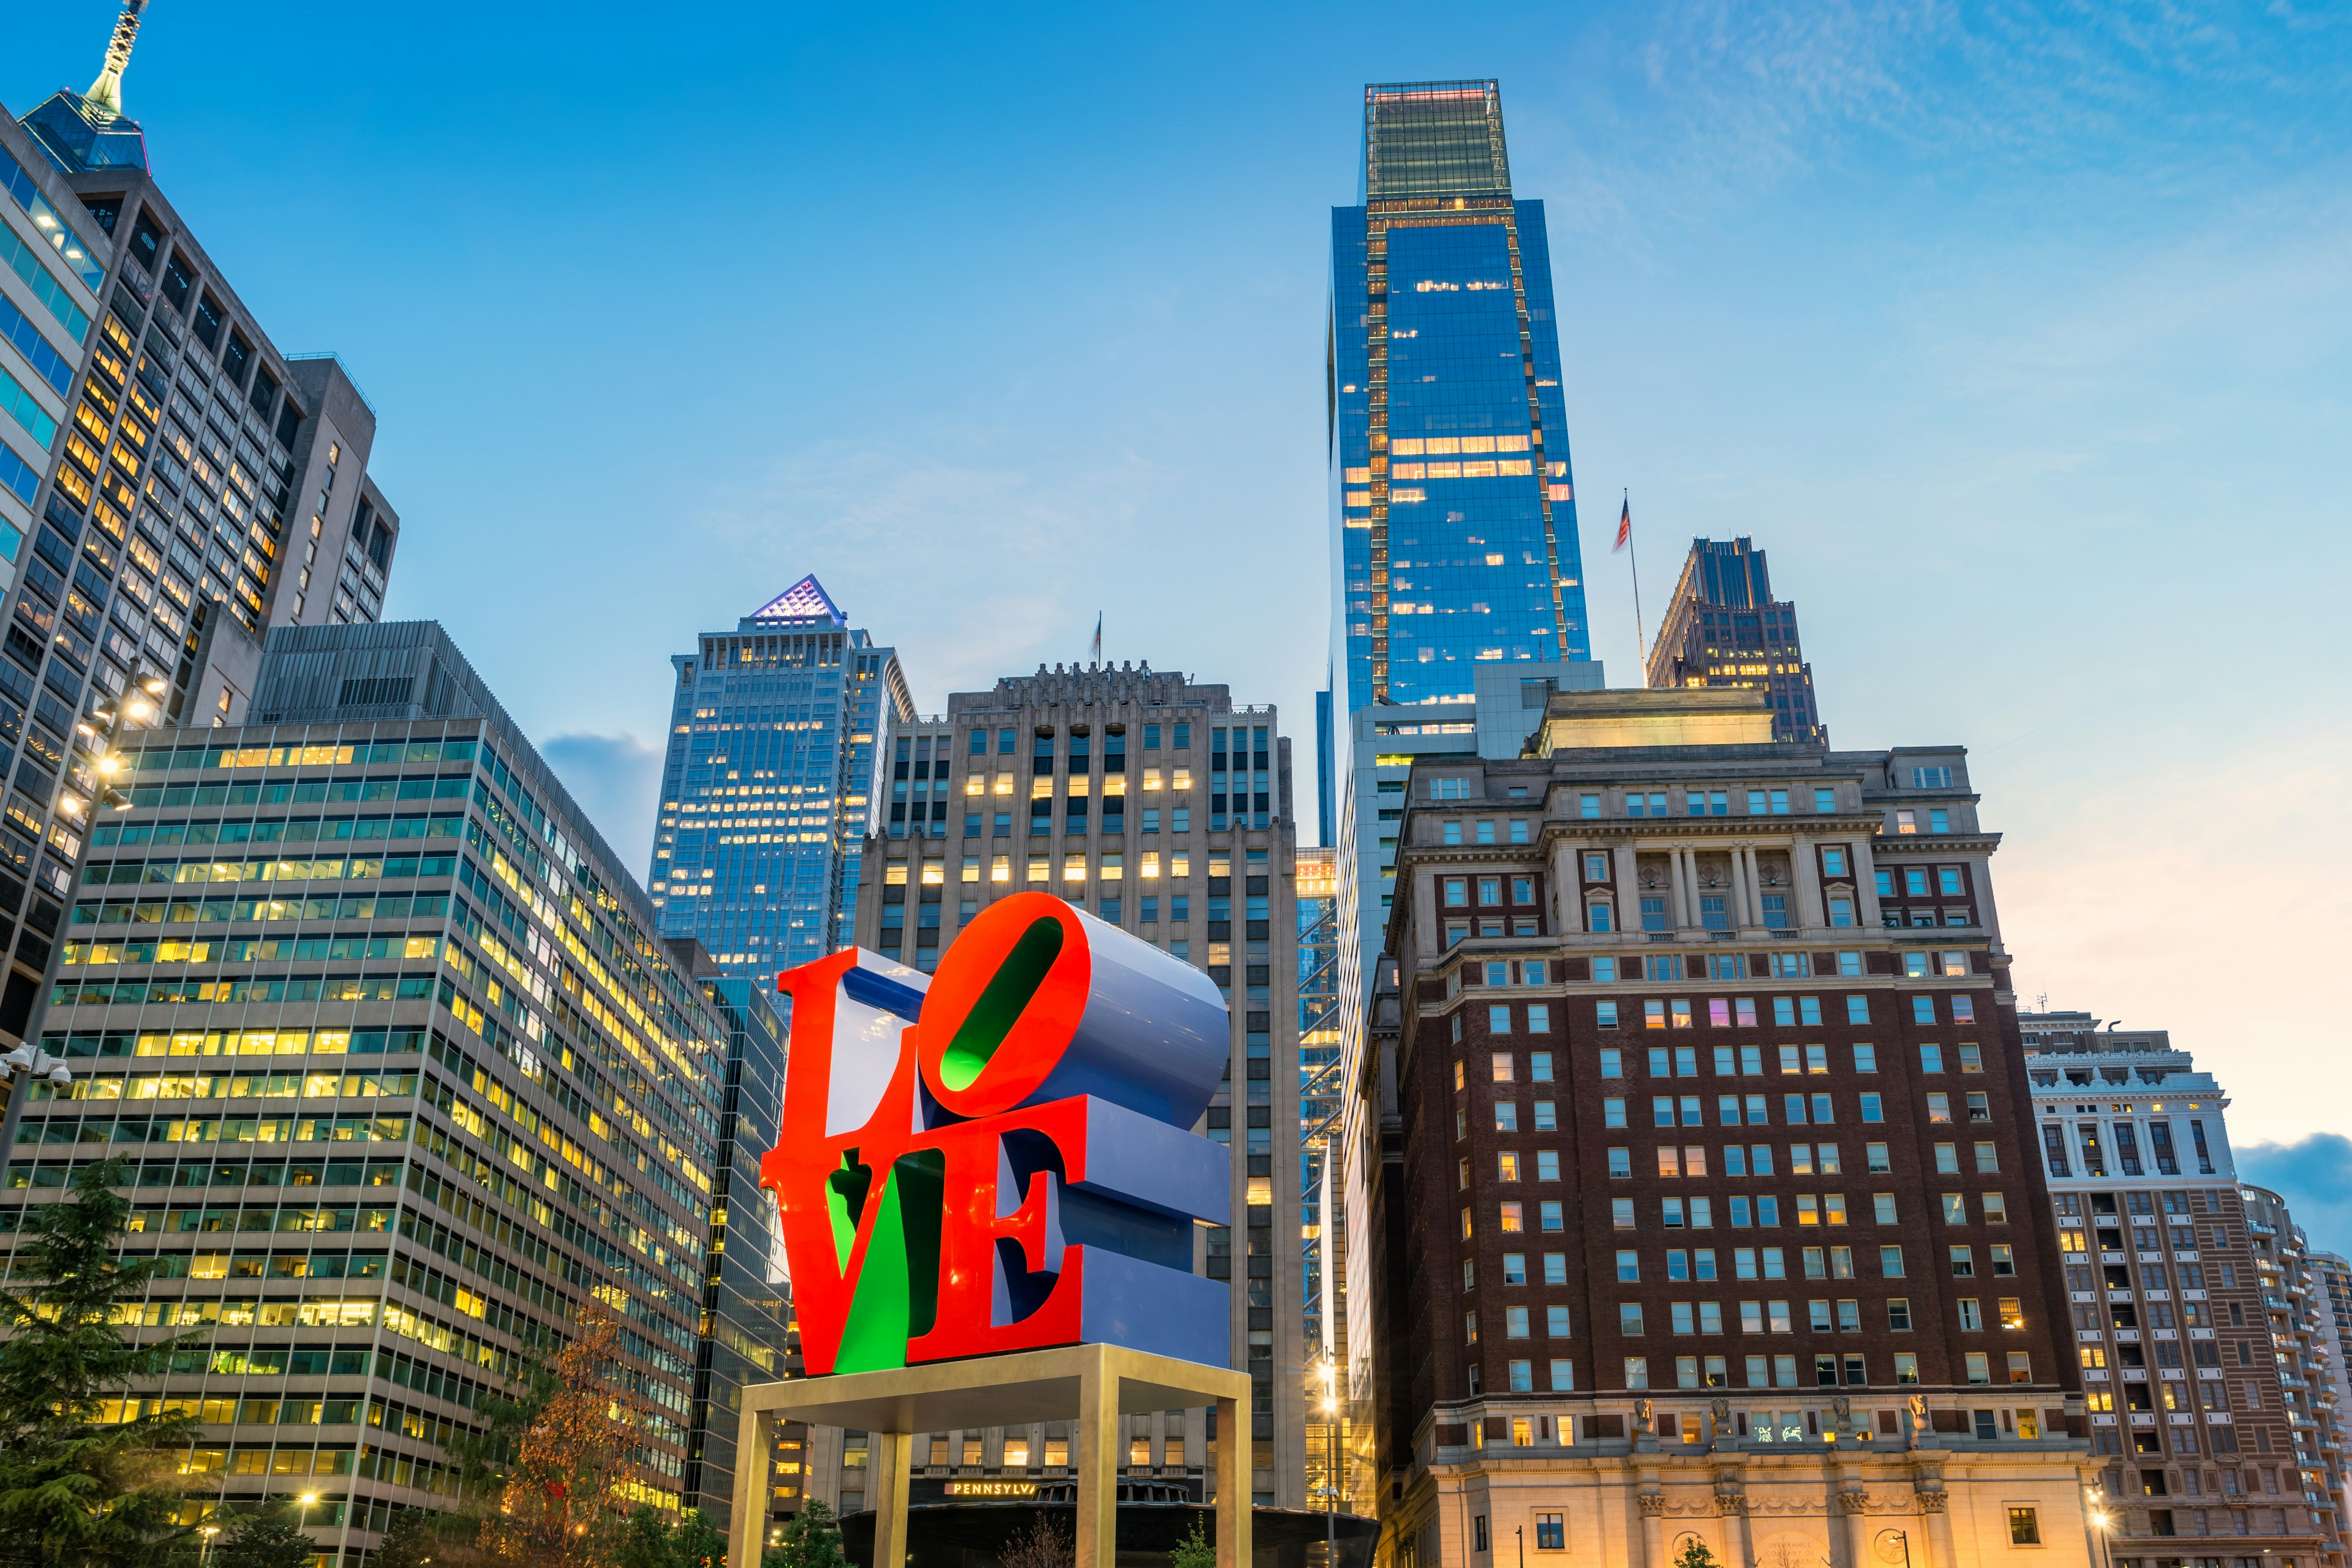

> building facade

[
  {"left": 2020, "top": 1012, "right": 2344, "bottom": 1568},
  {"left": 648, "top": 577, "right": 911, "bottom": 979},
  {"left": 1367, "top": 686, "right": 2092, "bottom": 1568},
  {"left": 3, "top": 622, "right": 767, "bottom": 1562},
  {"left": 1298, "top": 845, "right": 1345, "bottom": 1502},
  {"left": 1643, "top": 537, "right": 1825, "bottom": 747},
  {"left": 2312, "top": 1253, "right": 2352, "bottom": 1532},
  {"left": 665, "top": 940, "right": 802, "bottom": 1532},
  {"left": 788, "top": 662, "right": 1308, "bottom": 1512},
  {"left": 0, "top": 25, "right": 400, "bottom": 1055}
]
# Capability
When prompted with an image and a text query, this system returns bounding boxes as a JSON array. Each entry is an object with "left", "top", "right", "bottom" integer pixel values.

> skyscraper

[
  {"left": 0, "top": 12, "right": 400, "bottom": 1056},
  {"left": 2019, "top": 1010, "right": 2348, "bottom": 1558},
  {"left": 1323, "top": 89, "right": 1599, "bottom": 1483},
  {"left": 14, "top": 621, "right": 775, "bottom": 1564},
  {"left": 649, "top": 576, "right": 911, "bottom": 977},
  {"left": 797, "top": 662, "right": 1308, "bottom": 1512},
  {"left": 1645, "top": 537, "right": 1825, "bottom": 746}
]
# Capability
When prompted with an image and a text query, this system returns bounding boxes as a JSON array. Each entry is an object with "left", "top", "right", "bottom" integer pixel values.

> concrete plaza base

[{"left": 728, "top": 1343, "right": 1254, "bottom": 1568}]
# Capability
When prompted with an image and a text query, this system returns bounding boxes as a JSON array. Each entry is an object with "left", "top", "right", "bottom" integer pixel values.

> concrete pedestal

[{"left": 728, "top": 1344, "right": 1253, "bottom": 1568}]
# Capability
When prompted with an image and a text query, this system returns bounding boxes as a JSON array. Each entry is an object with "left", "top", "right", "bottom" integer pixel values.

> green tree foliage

[
  {"left": 1167, "top": 1517, "right": 1216, "bottom": 1568},
  {"left": 211, "top": 1510, "right": 317, "bottom": 1568},
  {"left": 0, "top": 1156, "right": 206, "bottom": 1568},
  {"left": 614, "top": 1508, "right": 725, "bottom": 1568},
  {"left": 760, "top": 1500, "right": 845, "bottom": 1568},
  {"left": 1673, "top": 1537, "right": 1720, "bottom": 1568}
]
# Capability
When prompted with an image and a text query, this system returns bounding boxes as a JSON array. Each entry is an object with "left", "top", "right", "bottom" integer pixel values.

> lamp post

[
  {"left": 197, "top": 1525, "right": 220, "bottom": 1568},
  {"left": 0, "top": 1042, "right": 72, "bottom": 1178},
  {"left": 1875, "top": 1528, "right": 1911, "bottom": 1568},
  {"left": 2084, "top": 1486, "right": 2115, "bottom": 1568}
]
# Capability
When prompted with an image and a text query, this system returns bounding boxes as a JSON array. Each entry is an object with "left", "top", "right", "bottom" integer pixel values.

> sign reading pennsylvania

[{"left": 761, "top": 891, "right": 1232, "bottom": 1374}]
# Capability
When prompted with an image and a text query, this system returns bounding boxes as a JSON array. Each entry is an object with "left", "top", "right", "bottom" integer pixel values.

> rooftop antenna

[{"left": 85, "top": 0, "right": 150, "bottom": 121}]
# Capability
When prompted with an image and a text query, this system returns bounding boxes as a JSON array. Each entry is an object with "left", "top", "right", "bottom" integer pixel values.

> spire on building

[
  {"left": 85, "top": 0, "right": 150, "bottom": 121},
  {"left": 18, "top": 0, "right": 154, "bottom": 173},
  {"left": 747, "top": 575, "right": 846, "bottom": 627}
]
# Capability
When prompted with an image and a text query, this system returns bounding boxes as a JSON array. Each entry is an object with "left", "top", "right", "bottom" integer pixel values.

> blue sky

[{"left": 9, "top": 4, "right": 2350, "bottom": 1162}]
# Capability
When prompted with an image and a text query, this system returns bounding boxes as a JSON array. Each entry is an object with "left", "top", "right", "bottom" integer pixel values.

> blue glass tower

[
  {"left": 649, "top": 577, "right": 913, "bottom": 976},
  {"left": 1329, "top": 80, "right": 1590, "bottom": 714}
]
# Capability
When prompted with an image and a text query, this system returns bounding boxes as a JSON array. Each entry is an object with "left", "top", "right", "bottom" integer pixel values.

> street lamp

[
  {"left": 0, "top": 1044, "right": 73, "bottom": 1178},
  {"left": 1874, "top": 1528, "right": 1912, "bottom": 1568},
  {"left": 2084, "top": 1485, "right": 2115, "bottom": 1568},
  {"left": 198, "top": 1525, "right": 221, "bottom": 1568}
]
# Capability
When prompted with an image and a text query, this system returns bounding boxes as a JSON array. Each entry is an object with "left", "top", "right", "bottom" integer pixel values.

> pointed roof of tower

[
  {"left": 18, "top": 0, "right": 153, "bottom": 175},
  {"left": 748, "top": 575, "right": 846, "bottom": 627}
]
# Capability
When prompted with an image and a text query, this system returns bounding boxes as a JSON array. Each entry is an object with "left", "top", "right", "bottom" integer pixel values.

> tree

[
  {"left": 211, "top": 1510, "right": 316, "bottom": 1568},
  {"left": 477, "top": 1308, "right": 646, "bottom": 1568},
  {"left": 613, "top": 1508, "right": 725, "bottom": 1568},
  {"left": 1167, "top": 1516, "right": 1216, "bottom": 1568},
  {"left": 759, "top": 1500, "right": 845, "bottom": 1568},
  {"left": 374, "top": 1508, "right": 481, "bottom": 1568},
  {"left": 0, "top": 1156, "right": 206, "bottom": 1568},
  {"left": 998, "top": 1515, "right": 1070, "bottom": 1568},
  {"left": 1673, "top": 1537, "right": 1720, "bottom": 1568}
]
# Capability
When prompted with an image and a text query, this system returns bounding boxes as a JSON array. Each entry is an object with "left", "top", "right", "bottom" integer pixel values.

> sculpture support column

[
  {"left": 1076, "top": 1349, "right": 1120, "bottom": 1568},
  {"left": 1216, "top": 1392, "right": 1249, "bottom": 1568},
  {"left": 870, "top": 1431, "right": 914, "bottom": 1568}
]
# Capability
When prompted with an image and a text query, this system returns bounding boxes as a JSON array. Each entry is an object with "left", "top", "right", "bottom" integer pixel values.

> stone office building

[
  {"left": 2020, "top": 1011, "right": 2345, "bottom": 1568},
  {"left": 1366, "top": 686, "right": 2092, "bottom": 1568},
  {"left": 1, "top": 623, "right": 788, "bottom": 1563},
  {"left": 791, "top": 662, "right": 1308, "bottom": 1513}
]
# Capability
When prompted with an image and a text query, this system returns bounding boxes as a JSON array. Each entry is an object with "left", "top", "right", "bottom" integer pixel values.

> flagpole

[{"left": 1623, "top": 491, "right": 1647, "bottom": 683}]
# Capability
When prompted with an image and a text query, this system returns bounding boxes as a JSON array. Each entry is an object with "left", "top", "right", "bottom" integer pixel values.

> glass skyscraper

[
  {"left": 10, "top": 621, "right": 774, "bottom": 1564},
  {"left": 1328, "top": 79, "right": 1589, "bottom": 716},
  {"left": 1321, "top": 83, "right": 1598, "bottom": 1509},
  {"left": 649, "top": 578, "right": 911, "bottom": 977}
]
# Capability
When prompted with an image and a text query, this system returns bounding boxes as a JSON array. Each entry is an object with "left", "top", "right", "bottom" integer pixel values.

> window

[
  {"left": 1845, "top": 995, "right": 1869, "bottom": 1023},
  {"left": 2008, "top": 1509, "right": 2039, "bottom": 1546},
  {"left": 1536, "top": 1514, "right": 1564, "bottom": 1551},
  {"left": 1958, "top": 1300, "right": 1983, "bottom": 1332},
  {"left": 1611, "top": 1199, "right": 1634, "bottom": 1229},
  {"left": 1621, "top": 1303, "right": 1645, "bottom": 1335},
  {"left": 1964, "top": 1350, "right": 1989, "bottom": 1382},
  {"left": 1624, "top": 1357, "right": 1649, "bottom": 1389},
  {"left": 1540, "top": 1202, "right": 1563, "bottom": 1231},
  {"left": 1607, "top": 1148, "right": 1632, "bottom": 1178},
  {"left": 1500, "top": 1202, "right": 1523, "bottom": 1232}
]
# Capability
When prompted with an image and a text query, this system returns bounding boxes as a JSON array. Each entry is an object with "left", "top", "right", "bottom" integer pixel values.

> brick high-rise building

[
  {"left": 1367, "top": 685, "right": 2089, "bottom": 1568},
  {"left": 2020, "top": 1011, "right": 2346, "bottom": 1568},
  {"left": 1645, "top": 538, "right": 1824, "bottom": 746}
]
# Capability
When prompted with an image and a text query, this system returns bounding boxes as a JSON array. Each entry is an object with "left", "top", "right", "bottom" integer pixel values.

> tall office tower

[
  {"left": 796, "top": 662, "right": 1306, "bottom": 1512},
  {"left": 2019, "top": 1011, "right": 2347, "bottom": 1564},
  {"left": 8, "top": 622, "right": 782, "bottom": 1564},
  {"left": 0, "top": 18, "right": 399, "bottom": 1054},
  {"left": 1324, "top": 83, "right": 1596, "bottom": 1487},
  {"left": 1366, "top": 687, "right": 2093, "bottom": 1562},
  {"left": 2311, "top": 1253, "right": 2352, "bottom": 1529},
  {"left": 1645, "top": 537, "right": 1825, "bottom": 746},
  {"left": 1295, "top": 846, "right": 1344, "bottom": 1501},
  {"left": 649, "top": 577, "right": 911, "bottom": 978},
  {"left": 664, "top": 938, "right": 803, "bottom": 1530}
]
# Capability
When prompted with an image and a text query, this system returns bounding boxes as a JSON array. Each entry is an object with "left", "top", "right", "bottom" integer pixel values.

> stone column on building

[
  {"left": 1637, "top": 1487, "right": 1668, "bottom": 1568},
  {"left": 1853, "top": 837, "right": 1883, "bottom": 928},
  {"left": 1615, "top": 845, "right": 1641, "bottom": 928},
  {"left": 1551, "top": 838, "right": 1580, "bottom": 937},
  {"left": 1713, "top": 1462, "right": 1755, "bottom": 1568},
  {"left": 1672, "top": 850, "right": 1697, "bottom": 931},
  {"left": 1414, "top": 866, "right": 1440, "bottom": 952},
  {"left": 1728, "top": 848, "right": 1754, "bottom": 934},
  {"left": 1839, "top": 1479, "right": 1872, "bottom": 1568},
  {"left": 1793, "top": 839, "right": 1826, "bottom": 928},
  {"left": 1917, "top": 1483, "right": 1955, "bottom": 1568}
]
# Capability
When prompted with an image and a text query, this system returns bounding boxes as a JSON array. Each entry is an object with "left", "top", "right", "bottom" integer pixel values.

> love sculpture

[{"left": 761, "top": 890, "right": 1234, "bottom": 1374}]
